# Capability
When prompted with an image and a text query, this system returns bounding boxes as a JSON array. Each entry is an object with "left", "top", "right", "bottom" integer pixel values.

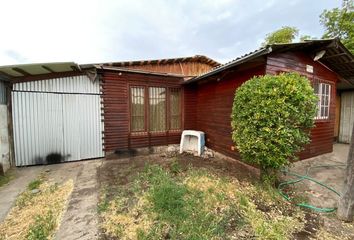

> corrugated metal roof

[
  {"left": 186, "top": 38, "right": 354, "bottom": 85},
  {"left": 13, "top": 75, "right": 99, "bottom": 94},
  {"left": 95, "top": 65, "right": 188, "bottom": 78},
  {"left": 0, "top": 62, "right": 80, "bottom": 81},
  {"left": 185, "top": 47, "right": 271, "bottom": 83},
  {"left": 89, "top": 55, "right": 220, "bottom": 68}
]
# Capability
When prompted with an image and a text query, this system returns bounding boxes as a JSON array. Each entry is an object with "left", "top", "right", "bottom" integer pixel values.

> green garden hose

[{"left": 278, "top": 163, "right": 346, "bottom": 213}]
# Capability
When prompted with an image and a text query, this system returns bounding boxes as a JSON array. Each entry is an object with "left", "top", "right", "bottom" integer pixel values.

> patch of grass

[
  {"left": 169, "top": 159, "right": 182, "bottom": 174},
  {"left": 15, "top": 176, "right": 45, "bottom": 208},
  {"left": 97, "top": 188, "right": 110, "bottom": 213},
  {"left": 0, "top": 170, "right": 15, "bottom": 188},
  {"left": 26, "top": 211, "right": 56, "bottom": 240},
  {"left": 149, "top": 179, "right": 187, "bottom": 221},
  {"left": 28, "top": 179, "right": 42, "bottom": 190},
  {"left": 99, "top": 164, "right": 306, "bottom": 240}
]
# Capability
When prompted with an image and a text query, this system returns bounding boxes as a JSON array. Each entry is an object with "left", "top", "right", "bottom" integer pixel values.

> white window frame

[{"left": 314, "top": 83, "right": 331, "bottom": 120}]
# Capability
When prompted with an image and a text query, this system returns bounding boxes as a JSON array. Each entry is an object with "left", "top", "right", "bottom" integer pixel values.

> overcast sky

[{"left": 0, "top": 0, "right": 341, "bottom": 65}]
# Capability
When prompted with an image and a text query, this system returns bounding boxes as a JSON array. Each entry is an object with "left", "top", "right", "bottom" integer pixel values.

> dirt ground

[
  {"left": 284, "top": 143, "right": 354, "bottom": 239},
  {"left": 286, "top": 144, "right": 348, "bottom": 209},
  {"left": 100, "top": 152, "right": 257, "bottom": 187}
]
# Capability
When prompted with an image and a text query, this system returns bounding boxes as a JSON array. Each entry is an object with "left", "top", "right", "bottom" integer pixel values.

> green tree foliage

[
  {"left": 231, "top": 73, "right": 317, "bottom": 181},
  {"left": 262, "top": 26, "right": 299, "bottom": 46},
  {"left": 300, "top": 35, "right": 316, "bottom": 42},
  {"left": 320, "top": 0, "right": 354, "bottom": 54}
]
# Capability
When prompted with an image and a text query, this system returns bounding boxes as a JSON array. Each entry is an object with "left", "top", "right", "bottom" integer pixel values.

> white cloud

[{"left": 0, "top": 0, "right": 340, "bottom": 65}]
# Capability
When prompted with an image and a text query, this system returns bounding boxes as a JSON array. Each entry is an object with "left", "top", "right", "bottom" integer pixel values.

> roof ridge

[{"left": 92, "top": 55, "right": 220, "bottom": 68}]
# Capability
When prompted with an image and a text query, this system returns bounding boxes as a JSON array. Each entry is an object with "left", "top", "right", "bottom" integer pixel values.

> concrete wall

[{"left": 0, "top": 104, "right": 10, "bottom": 173}]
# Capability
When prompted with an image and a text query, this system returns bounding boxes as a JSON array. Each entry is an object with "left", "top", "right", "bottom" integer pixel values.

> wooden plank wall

[
  {"left": 186, "top": 51, "right": 338, "bottom": 162},
  {"left": 183, "top": 84, "right": 197, "bottom": 130},
  {"left": 186, "top": 66, "right": 265, "bottom": 159},
  {"left": 118, "top": 62, "right": 215, "bottom": 76},
  {"left": 101, "top": 70, "right": 183, "bottom": 152},
  {"left": 266, "top": 52, "right": 338, "bottom": 159}
]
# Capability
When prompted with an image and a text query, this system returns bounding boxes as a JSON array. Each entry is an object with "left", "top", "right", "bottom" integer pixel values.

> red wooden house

[
  {"left": 1, "top": 39, "right": 353, "bottom": 169},
  {"left": 97, "top": 39, "right": 354, "bottom": 161}
]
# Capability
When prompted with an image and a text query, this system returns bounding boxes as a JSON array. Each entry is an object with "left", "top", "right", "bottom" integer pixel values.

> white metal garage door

[
  {"left": 339, "top": 91, "right": 354, "bottom": 143},
  {"left": 12, "top": 75, "right": 104, "bottom": 166}
]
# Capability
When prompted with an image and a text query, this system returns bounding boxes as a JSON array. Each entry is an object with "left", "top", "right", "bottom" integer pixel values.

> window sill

[
  {"left": 130, "top": 132, "right": 148, "bottom": 137},
  {"left": 169, "top": 130, "right": 182, "bottom": 134},
  {"left": 130, "top": 130, "right": 182, "bottom": 136}
]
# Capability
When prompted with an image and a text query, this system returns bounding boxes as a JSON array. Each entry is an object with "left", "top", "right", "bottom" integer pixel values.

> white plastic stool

[{"left": 179, "top": 130, "right": 205, "bottom": 156}]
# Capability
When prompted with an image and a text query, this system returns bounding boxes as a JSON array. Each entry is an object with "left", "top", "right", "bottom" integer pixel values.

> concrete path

[
  {"left": 0, "top": 166, "right": 43, "bottom": 222},
  {"left": 287, "top": 143, "right": 349, "bottom": 209},
  {"left": 0, "top": 159, "right": 103, "bottom": 240},
  {"left": 55, "top": 159, "right": 102, "bottom": 240}
]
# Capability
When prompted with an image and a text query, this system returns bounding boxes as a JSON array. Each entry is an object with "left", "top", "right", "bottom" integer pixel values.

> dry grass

[
  {"left": 99, "top": 163, "right": 306, "bottom": 239},
  {"left": 184, "top": 170, "right": 305, "bottom": 239},
  {"left": 0, "top": 174, "right": 73, "bottom": 240},
  {"left": 101, "top": 195, "right": 155, "bottom": 239}
]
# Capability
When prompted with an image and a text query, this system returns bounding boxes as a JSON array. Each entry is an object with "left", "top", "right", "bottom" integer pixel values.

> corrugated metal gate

[
  {"left": 339, "top": 91, "right": 354, "bottom": 143},
  {"left": 12, "top": 75, "right": 104, "bottom": 166}
]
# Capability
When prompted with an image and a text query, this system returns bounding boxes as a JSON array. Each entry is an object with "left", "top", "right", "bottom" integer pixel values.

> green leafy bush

[{"left": 231, "top": 73, "right": 317, "bottom": 179}]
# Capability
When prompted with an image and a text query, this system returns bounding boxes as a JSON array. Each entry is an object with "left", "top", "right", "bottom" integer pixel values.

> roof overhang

[
  {"left": 92, "top": 55, "right": 220, "bottom": 68},
  {"left": 184, "top": 39, "right": 354, "bottom": 88},
  {"left": 93, "top": 64, "right": 188, "bottom": 79},
  {"left": 0, "top": 62, "right": 81, "bottom": 82},
  {"left": 184, "top": 48, "right": 272, "bottom": 84}
]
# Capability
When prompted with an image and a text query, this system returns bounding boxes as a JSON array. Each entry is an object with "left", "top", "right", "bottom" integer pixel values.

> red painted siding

[
  {"left": 187, "top": 66, "right": 265, "bottom": 159},
  {"left": 101, "top": 70, "right": 183, "bottom": 152},
  {"left": 185, "top": 51, "right": 337, "bottom": 161},
  {"left": 183, "top": 84, "right": 197, "bottom": 130},
  {"left": 266, "top": 52, "right": 338, "bottom": 159}
]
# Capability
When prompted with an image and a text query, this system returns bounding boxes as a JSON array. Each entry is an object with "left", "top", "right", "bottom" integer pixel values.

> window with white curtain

[
  {"left": 130, "top": 86, "right": 181, "bottom": 133},
  {"left": 130, "top": 87, "right": 145, "bottom": 131},
  {"left": 149, "top": 87, "right": 166, "bottom": 132},
  {"left": 314, "top": 83, "right": 331, "bottom": 120},
  {"left": 170, "top": 88, "right": 181, "bottom": 130}
]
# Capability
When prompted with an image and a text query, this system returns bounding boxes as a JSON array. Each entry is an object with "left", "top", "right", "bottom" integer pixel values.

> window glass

[
  {"left": 130, "top": 87, "right": 145, "bottom": 131},
  {"left": 149, "top": 87, "right": 166, "bottom": 132},
  {"left": 170, "top": 88, "right": 181, "bottom": 130},
  {"left": 314, "top": 83, "right": 331, "bottom": 120}
]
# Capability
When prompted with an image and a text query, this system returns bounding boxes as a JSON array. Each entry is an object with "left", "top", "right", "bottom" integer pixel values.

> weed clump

[{"left": 26, "top": 211, "right": 56, "bottom": 240}]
